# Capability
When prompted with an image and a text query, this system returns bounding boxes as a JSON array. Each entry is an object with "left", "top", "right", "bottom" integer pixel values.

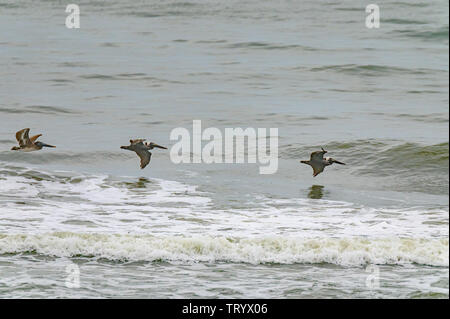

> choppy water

[{"left": 0, "top": 0, "right": 448, "bottom": 298}]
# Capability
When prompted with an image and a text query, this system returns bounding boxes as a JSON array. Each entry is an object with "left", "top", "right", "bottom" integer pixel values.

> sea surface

[{"left": 0, "top": 0, "right": 448, "bottom": 298}]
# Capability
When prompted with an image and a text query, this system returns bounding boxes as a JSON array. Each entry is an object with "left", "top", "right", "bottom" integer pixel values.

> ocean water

[{"left": 0, "top": 0, "right": 448, "bottom": 298}]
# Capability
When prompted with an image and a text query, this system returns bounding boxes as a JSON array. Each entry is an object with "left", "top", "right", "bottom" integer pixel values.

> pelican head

[
  {"left": 35, "top": 141, "right": 56, "bottom": 149},
  {"left": 329, "top": 157, "right": 345, "bottom": 165},
  {"left": 147, "top": 142, "right": 167, "bottom": 150}
]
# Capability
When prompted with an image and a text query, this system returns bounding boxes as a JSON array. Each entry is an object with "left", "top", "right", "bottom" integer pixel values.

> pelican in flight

[
  {"left": 300, "top": 147, "right": 345, "bottom": 177},
  {"left": 121, "top": 139, "right": 167, "bottom": 169},
  {"left": 11, "top": 128, "right": 55, "bottom": 152}
]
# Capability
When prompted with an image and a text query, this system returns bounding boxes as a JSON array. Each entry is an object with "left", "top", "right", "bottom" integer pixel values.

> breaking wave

[{"left": 0, "top": 233, "right": 447, "bottom": 267}]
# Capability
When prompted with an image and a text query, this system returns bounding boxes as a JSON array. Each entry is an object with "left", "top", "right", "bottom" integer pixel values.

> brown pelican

[
  {"left": 300, "top": 147, "right": 345, "bottom": 177},
  {"left": 120, "top": 139, "right": 167, "bottom": 169},
  {"left": 11, "top": 128, "right": 55, "bottom": 152}
]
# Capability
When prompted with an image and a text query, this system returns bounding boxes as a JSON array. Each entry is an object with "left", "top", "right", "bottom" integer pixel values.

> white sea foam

[
  {"left": 0, "top": 167, "right": 448, "bottom": 240},
  {"left": 0, "top": 232, "right": 447, "bottom": 266}
]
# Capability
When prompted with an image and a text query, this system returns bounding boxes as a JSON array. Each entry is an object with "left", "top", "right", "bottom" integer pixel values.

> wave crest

[{"left": 0, "top": 233, "right": 447, "bottom": 267}]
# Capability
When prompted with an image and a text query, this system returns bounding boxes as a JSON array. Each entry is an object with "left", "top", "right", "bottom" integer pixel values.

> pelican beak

[
  {"left": 333, "top": 160, "right": 345, "bottom": 165},
  {"left": 152, "top": 143, "right": 167, "bottom": 149},
  {"left": 41, "top": 143, "right": 56, "bottom": 148}
]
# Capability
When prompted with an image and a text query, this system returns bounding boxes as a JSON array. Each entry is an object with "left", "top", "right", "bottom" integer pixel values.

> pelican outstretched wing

[
  {"left": 310, "top": 150, "right": 326, "bottom": 161},
  {"left": 312, "top": 163, "right": 325, "bottom": 177},
  {"left": 135, "top": 149, "right": 152, "bottom": 169},
  {"left": 30, "top": 134, "right": 42, "bottom": 143},
  {"left": 15, "top": 128, "right": 32, "bottom": 147}
]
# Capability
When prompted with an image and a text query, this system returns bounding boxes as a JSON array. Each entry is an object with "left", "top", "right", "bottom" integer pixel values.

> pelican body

[
  {"left": 121, "top": 139, "right": 167, "bottom": 169},
  {"left": 300, "top": 147, "right": 345, "bottom": 177},
  {"left": 11, "top": 128, "right": 55, "bottom": 152}
]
